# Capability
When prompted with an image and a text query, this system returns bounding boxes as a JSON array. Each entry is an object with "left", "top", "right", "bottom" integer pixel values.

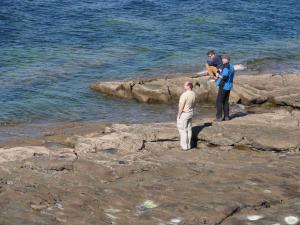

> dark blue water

[{"left": 1, "top": 0, "right": 300, "bottom": 126}]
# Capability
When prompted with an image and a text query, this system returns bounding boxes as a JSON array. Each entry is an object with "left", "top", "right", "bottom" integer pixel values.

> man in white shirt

[{"left": 177, "top": 81, "right": 196, "bottom": 151}]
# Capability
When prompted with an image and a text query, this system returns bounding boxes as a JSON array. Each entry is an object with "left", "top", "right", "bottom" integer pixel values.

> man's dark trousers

[{"left": 216, "top": 87, "right": 230, "bottom": 120}]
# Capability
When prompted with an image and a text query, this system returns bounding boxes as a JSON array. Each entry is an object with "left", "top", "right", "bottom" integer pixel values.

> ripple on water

[{"left": 1, "top": 0, "right": 300, "bottom": 127}]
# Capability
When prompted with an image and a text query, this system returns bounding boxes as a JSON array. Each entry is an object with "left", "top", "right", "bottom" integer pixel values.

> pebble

[
  {"left": 245, "top": 181, "right": 257, "bottom": 186},
  {"left": 247, "top": 215, "right": 264, "bottom": 221},
  {"left": 170, "top": 218, "right": 182, "bottom": 225},
  {"left": 105, "top": 208, "right": 121, "bottom": 213},
  {"left": 56, "top": 217, "right": 67, "bottom": 223},
  {"left": 142, "top": 200, "right": 158, "bottom": 209},
  {"left": 284, "top": 216, "right": 299, "bottom": 225},
  {"left": 136, "top": 200, "right": 158, "bottom": 215},
  {"left": 106, "top": 213, "right": 117, "bottom": 220},
  {"left": 104, "top": 189, "right": 113, "bottom": 194},
  {"left": 54, "top": 203, "right": 63, "bottom": 210},
  {"left": 30, "top": 204, "right": 48, "bottom": 211},
  {"left": 6, "top": 180, "right": 13, "bottom": 185},
  {"left": 263, "top": 189, "right": 272, "bottom": 194}
]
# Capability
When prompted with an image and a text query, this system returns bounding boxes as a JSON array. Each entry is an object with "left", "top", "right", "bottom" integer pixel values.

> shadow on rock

[
  {"left": 192, "top": 122, "right": 212, "bottom": 148},
  {"left": 230, "top": 111, "right": 254, "bottom": 120}
]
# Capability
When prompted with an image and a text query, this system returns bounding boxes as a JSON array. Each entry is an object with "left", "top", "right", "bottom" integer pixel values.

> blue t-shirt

[{"left": 216, "top": 64, "right": 235, "bottom": 90}]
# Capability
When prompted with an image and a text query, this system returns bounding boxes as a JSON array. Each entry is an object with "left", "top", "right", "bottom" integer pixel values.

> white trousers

[{"left": 177, "top": 111, "right": 193, "bottom": 150}]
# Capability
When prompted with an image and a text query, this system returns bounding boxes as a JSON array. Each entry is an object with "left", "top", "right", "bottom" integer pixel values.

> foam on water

[
  {"left": 234, "top": 64, "right": 246, "bottom": 71},
  {"left": 197, "top": 64, "right": 246, "bottom": 76}
]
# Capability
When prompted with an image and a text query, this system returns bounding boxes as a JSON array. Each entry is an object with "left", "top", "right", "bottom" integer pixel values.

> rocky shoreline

[
  {"left": 91, "top": 73, "right": 300, "bottom": 108},
  {"left": 0, "top": 73, "right": 299, "bottom": 225}
]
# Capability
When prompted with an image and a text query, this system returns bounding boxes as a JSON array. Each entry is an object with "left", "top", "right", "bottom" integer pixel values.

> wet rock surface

[
  {"left": 91, "top": 74, "right": 300, "bottom": 108},
  {"left": 0, "top": 109, "right": 299, "bottom": 224}
]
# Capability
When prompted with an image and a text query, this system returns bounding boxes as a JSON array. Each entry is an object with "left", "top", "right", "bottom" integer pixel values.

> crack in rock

[
  {"left": 138, "top": 138, "right": 179, "bottom": 151},
  {"left": 71, "top": 149, "right": 79, "bottom": 168},
  {"left": 215, "top": 200, "right": 271, "bottom": 225},
  {"left": 166, "top": 85, "right": 172, "bottom": 99}
]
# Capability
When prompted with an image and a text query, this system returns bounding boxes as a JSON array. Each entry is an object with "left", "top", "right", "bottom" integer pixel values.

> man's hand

[{"left": 178, "top": 103, "right": 184, "bottom": 120}]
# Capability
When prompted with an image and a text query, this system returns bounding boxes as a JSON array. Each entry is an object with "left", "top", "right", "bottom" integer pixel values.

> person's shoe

[
  {"left": 214, "top": 118, "right": 223, "bottom": 122},
  {"left": 181, "top": 148, "right": 190, "bottom": 151},
  {"left": 223, "top": 117, "right": 230, "bottom": 121}
]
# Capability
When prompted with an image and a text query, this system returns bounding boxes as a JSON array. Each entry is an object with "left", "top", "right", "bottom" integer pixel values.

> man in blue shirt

[
  {"left": 206, "top": 50, "right": 223, "bottom": 80},
  {"left": 215, "top": 55, "right": 235, "bottom": 121}
]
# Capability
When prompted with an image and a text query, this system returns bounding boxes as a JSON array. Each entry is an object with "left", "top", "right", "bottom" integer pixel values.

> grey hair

[{"left": 186, "top": 81, "right": 193, "bottom": 89}]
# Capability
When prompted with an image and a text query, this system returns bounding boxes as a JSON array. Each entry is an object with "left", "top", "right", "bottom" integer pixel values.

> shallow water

[{"left": 0, "top": 0, "right": 300, "bottom": 126}]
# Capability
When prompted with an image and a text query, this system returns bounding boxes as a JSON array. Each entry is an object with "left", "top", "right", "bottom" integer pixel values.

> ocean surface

[{"left": 1, "top": 0, "right": 300, "bottom": 127}]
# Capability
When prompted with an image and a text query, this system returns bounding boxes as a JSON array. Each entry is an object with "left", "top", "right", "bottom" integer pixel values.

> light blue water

[{"left": 0, "top": 0, "right": 300, "bottom": 126}]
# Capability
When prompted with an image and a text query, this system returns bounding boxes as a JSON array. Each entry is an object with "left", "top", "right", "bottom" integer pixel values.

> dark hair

[
  {"left": 207, "top": 50, "right": 215, "bottom": 56},
  {"left": 222, "top": 54, "right": 230, "bottom": 61}
]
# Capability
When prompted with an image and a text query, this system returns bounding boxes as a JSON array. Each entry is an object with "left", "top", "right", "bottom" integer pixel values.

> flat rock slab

[
  {"left": 199, "top": 110, "right": 300, "bottom": 151},
  {"left": 0, "top": 133, "right": 300, "bottom": 225},
  {"left": 91, "top": 74, "right": 300, "bottom": 108},
  {"left": 64, "top": 110, "right": 300, "bottom": 154},
  {"left": 0, "top": 110, "right": 300, "bottom": 224},
  {"left": 72, "top": 123, "right": 179, "bottom": 155}
]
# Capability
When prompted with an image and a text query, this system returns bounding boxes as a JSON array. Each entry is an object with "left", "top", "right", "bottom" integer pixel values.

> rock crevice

[{"left": 215, "top": 200, "right": 271, "bottom": 225}]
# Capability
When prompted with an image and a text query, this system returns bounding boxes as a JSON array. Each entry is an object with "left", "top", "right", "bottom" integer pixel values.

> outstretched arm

[{"left": 217, "top": 67, "right": 229, "bottom": 81}]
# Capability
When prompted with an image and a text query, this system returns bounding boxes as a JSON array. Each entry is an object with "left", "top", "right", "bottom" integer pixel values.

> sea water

[{"left": 0, "top": 0, "right": 299, "bottom": 127}]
